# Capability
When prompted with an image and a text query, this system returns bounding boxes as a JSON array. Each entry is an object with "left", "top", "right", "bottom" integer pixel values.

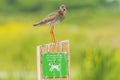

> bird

[{"left": 33, "top": 4, "right": 67, "bottom": 43}]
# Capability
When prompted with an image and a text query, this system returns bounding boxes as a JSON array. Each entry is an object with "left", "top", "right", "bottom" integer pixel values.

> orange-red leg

[
  {"left": 50, "top": 26, "right": 56, "bottom": 43},
  {"left": 50, "top": 26, "right": 54, "bottom": 42}
]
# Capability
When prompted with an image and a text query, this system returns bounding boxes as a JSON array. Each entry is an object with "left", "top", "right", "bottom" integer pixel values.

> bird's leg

[
  {"left": 50, "top": 26, "right": 56, "bottom": 43},
  {"left": 52, "top": 26, "right": 56, "bottom": 43},
  {"left": 50, "top": 26, "right": 54, "bottom": 42}
]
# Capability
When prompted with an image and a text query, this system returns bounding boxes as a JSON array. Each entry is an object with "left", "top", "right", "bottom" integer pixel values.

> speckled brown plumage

[
  {"left": 33, "top": 4, "right": 67, "bottom": 43},
  {"left": 33, "top": 5, "right": 66, "bottom": 26}
]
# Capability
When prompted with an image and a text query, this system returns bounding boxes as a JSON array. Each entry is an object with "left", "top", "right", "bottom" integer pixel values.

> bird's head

[{"left": 59, "top": 4, "right": 66, "bottom": 15}]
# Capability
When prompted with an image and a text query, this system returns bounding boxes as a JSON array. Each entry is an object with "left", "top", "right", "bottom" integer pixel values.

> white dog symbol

[{"left": 49, "top": 63, "right": 60, "bottom": 72}]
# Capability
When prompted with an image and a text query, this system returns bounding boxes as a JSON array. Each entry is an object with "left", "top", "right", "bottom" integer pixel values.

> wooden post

[{"left": 37, "top": 40, "right": 70, "bottom": 80}]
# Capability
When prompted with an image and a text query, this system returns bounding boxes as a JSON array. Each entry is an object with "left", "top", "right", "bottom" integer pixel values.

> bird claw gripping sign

[{"left": 37, "top": 40, "right": 70, "bottom": 80}]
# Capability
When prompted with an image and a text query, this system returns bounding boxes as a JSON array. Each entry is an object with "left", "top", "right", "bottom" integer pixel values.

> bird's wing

[
  {"left": 47, "top": 10, "right": 59, "bottom": 17},
  {"left": 40, "top": 10, "right": 59, "bottom": 25}
]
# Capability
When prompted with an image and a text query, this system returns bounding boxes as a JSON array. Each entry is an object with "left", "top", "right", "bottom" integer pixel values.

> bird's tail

[
  {"left": 33, "top": 20, "right": 46, "bottom": 26},
  {"left": 33, "top": 23, "right": 41, "bottom": 26}
]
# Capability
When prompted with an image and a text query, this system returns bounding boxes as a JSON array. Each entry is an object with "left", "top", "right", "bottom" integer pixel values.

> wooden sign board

[{"left": 37, "top": 40, "right": 70, "bottom": 80}]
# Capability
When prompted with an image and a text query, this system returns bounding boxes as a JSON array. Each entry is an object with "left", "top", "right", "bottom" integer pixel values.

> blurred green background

[{"left": 0, "top": 0, "right": 120, "bottom": 80}]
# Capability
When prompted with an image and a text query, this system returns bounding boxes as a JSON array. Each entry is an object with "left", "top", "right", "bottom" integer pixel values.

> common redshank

[{"left": 33, "top": 4, "right": 66, "bottom": 43}]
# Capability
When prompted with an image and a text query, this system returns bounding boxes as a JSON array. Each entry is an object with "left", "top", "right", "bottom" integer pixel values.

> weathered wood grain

[{"left": 37, "top": 40, "right": 70, "bottom": 80}]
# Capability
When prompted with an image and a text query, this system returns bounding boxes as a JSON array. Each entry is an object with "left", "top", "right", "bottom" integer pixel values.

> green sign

[{"left": 42, "top": 52, "right": 68, "bottom": 78}]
